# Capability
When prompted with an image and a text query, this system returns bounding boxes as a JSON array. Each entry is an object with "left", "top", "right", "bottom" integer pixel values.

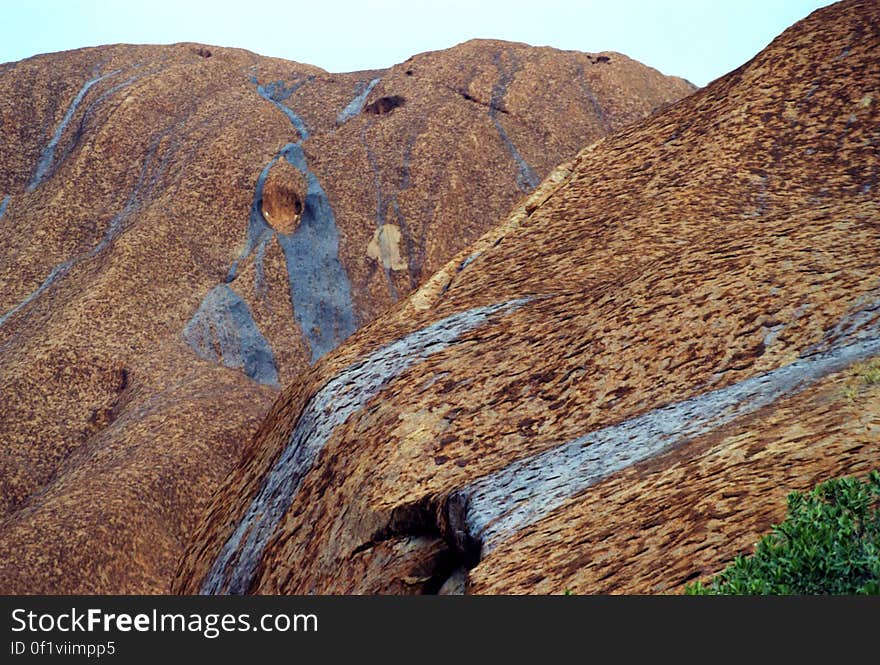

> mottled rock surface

[
  {"left": 0, "top": 38, "right": 691, "bottom": 593},
  {"left": 176, "top": 0, "right": 880, "bottom": 595}
]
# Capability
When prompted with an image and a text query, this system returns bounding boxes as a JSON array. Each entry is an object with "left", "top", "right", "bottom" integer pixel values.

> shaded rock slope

[
  {"left": 0, "top": 37, "right": 692, "bottom": 593},
  {"left": 176, "top": 0, "right": 880, "bottom": 595}
]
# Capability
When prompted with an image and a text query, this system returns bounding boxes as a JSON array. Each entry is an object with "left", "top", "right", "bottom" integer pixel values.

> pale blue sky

[{"left": 1, "top": 0, "right": 836, "bottom": 87}]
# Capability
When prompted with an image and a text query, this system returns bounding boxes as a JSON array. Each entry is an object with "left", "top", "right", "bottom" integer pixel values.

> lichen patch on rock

[{"left": 367, "top": 224, "right": 408, "bottom": 271}]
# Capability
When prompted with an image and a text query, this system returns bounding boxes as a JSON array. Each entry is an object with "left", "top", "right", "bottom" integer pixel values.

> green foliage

[
  {"left": 686, "top": 470, "right": 880, "bottom": 595},
  {"left": 843, "top": 359, "right": 880, "bottom": 401}
]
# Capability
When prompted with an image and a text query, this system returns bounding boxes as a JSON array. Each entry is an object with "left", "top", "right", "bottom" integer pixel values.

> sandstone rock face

[
  {"left": 175, "top": 0, "right": 880, "bottom": 595},
  {"left": 0, "top": 39, "right": 691, "bottom": 593}
]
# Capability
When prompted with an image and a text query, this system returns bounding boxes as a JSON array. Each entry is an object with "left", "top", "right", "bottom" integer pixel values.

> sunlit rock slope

[
  {"left": 176, "top": 0, "right": 880, "bottom": 595},
  {"left": 0, "top": 37, "right": 691, "bottom": 592}
]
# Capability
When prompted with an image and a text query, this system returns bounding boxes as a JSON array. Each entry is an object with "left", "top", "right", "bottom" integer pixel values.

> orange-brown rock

[
  {"left": 0, "top": 38, "right": 691, "bottom": 593},
  {"left": 175, "top": 0, "right": 880, "bottom": 595},
  {"left": 261, "top": 159, "right": 306, "bottom": 234}
]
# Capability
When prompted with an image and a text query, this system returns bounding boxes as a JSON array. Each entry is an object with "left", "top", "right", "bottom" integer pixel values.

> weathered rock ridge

[
  {"left": 175, "top": 0, "right": 880, "bottom": 595},
  {"left": 0, "top": 37, "right": 691, "bottom": 592}
]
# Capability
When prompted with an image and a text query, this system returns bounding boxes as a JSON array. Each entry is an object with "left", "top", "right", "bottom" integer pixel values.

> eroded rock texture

[
  {"left": 176, "top": 0, "right": 880, "bottom": 595},
  {"left": 0, "top": 39, "right": 691, "bottom": 592}
]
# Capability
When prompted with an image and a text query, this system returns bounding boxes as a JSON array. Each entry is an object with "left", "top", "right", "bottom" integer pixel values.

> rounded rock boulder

[{"left": 261, "top": 159, "right": 307, "bottom": 234}]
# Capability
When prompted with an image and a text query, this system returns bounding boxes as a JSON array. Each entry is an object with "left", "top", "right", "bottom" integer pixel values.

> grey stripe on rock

[
  {"left": 200, "top": 297, "right": 528, "bottom": 595},
  {"left": 490, "top": 53, "right": 539, "bottom": 194},
  {"left": 446, "top": 295, "right": 880, "bottom": 557},
  {"left": 183, "top": 284, "right": 280, "bottom": 388},
  {"left": 28, "top": 69, "right": 120, "bottom": 191},
  {"left": 276, "top": 142, "right": 358, "bottom": 362},
  {"left": 254, "top": 77, "right": 312, "bottom": 141},
  {"left": 337, "top": 77, "right": 381, "bottom": 126},
  {"left": 1, "top": 129, "right": 171, "bottom": 331}
]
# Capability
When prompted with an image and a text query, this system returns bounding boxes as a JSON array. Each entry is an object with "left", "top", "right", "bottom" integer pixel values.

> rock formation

[
  {"left": 0, "top": 38, "right": 691, "bottom": 592},
  {"left": 175, "top": 0, "right": 880, "bottom": 595}
]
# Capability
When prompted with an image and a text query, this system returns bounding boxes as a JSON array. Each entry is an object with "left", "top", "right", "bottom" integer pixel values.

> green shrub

[
  {"left": 686, "top": 470, "right": 880, "bottom": 595},
  {"left": 843, "top": 359, "right": 880, "bottom": 401}
]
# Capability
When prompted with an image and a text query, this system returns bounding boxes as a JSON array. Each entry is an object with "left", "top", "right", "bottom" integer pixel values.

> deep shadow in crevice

[
  {"left": 350, "top": 493, "right": 482, "bottom": 594},
  {"left": 363, "top": 95, "right": 406, "bottom": 115}
]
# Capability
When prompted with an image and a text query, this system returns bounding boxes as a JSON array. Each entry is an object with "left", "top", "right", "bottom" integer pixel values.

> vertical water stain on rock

[
  {"left": 336, "top": 77, "right": 381, "bottom": 126},
  {"left": 489, "top": 51, "right": 539, "bottom": 193},
  {"left": 275, "top": 141, "right": 358, "bottom": 363},
  {"left": 27, "top": 69, "right": 120, "bottom": 192}
]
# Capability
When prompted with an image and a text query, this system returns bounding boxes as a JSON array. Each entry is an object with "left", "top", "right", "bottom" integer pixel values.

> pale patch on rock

[
  {"left": 367, "top": 224, "right": 408, "bottom": 271},
  {"left": 394, "top": 408, "right": 451, "bottom": 452}
]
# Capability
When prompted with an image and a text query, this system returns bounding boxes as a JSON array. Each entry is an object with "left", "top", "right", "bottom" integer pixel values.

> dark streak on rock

[
  {"left": 576, "top": 63, "right": 611, "bottom": 133},
  {"left": 1, "top": 126, "right": 175, "bottom": 330},
  {"left": 360, "top": 120, "right": 401, "bottom": 301},
  {"left": 490, "top": 53, "right": 539, "bottom": 193}
]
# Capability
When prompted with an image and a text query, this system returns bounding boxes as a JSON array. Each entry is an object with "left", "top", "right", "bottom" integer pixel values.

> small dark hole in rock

[
  {"left": 461, "top": 92, "right": 474, "bottom": 101},
  {"left": 118, "top": 368, "right": 129, "bottom": 392},
  {"left": 405, "top": 69, "right": 413, "bottom": 76},
  {"left": 193, "top": 47, "right": 212, "bottom": 58},
  {"left": 363, "top": 95, "right": 406, "bottom": 115},
  {"left": 596, "top": 55, "right": 611, "bottom": 63}
]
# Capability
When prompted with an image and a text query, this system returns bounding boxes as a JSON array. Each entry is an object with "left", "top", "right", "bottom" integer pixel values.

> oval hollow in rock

[{"left": 261, "top": 159, "right": 307, "bottom": 234}]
